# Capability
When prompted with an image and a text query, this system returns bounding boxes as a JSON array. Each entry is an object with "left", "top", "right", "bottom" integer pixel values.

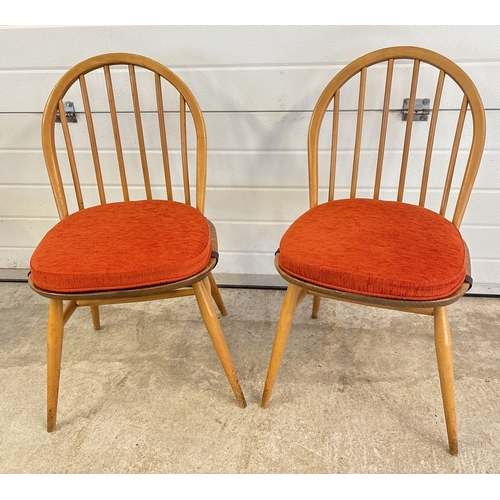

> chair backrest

[
  {"left": 41, "top": 53, "right": 208, "bottom": 220},
  {"left": 308, "top": 46, "right": 486, "bottom": 228}
]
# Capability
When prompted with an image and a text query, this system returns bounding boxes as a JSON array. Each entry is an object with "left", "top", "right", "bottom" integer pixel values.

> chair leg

[
  {"left": 90, "top": 305, "right": 101, "bottom": 330},
  {"left": 47, "top": 299, "right": 64, "bottom": 432},
  {"left": 434, "top": 306, "right": 458, "bottom": 455},
  {"left": 312, "top": 295, "right": 321, "bottom": 319},
  {"left": 208, "top": 273, "right": 228, "bottom": 316},
  {"left": 261, "top": 283, "right": 303, "bottom": 408},
  {"left": 193, "top": 278, "right": 246, "bottom": 408}
]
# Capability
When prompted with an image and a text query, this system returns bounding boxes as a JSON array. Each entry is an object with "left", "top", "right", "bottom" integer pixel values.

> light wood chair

[
  {"left": 29, "top": 53, "right": 246, "bottom": 432},
  {"left": 261, "top": 46, "right": 486, "bottom": 455}
]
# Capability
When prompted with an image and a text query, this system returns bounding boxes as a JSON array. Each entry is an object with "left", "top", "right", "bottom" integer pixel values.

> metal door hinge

[
  {"left": 402, "top": 98, "right": 430, "bottom": 121},
  {"left": 55, "top": 101, "right": 77, "bottom": 123}
]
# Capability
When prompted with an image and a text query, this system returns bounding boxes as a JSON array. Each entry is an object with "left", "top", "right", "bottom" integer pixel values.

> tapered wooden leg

[
  {"left": 90, "top": 305, "right": 101, "bottom": 330},
  {"left": 262, "top": 284, "right": 303, "bottom": 408},
  {"left": 47, "top": 299, "right": 64, "bottom": 432},
  {"left": 434, "top": 306, "right": 458, "bottom": 455},
  {"left": 193, "top": 278, "right": 246, "bottom": 408},
  {"left": 312, "top": 295, "right": 321, "bottom": 319},
  {"left": 208, "top": 273, "right": 228, "bottom": 316}
]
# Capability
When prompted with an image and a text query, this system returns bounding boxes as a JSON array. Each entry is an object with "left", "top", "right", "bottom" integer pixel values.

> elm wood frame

[
  {"left": 31, "top": 53, "right": 246, "bottom": 432},
  {"left": 261, "top": 47, "right": 486, "bottom": 456}
]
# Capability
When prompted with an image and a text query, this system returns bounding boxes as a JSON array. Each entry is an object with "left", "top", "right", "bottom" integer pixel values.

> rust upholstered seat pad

[
  {"left": 30, "top": 200, "right": 212, "bottom": 293},
  {"left": 278, "top": 198, "right": 467, "bottom": 301}
]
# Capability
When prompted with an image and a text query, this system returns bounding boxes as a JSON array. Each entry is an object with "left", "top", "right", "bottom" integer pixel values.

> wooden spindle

[
  {"left": 104, "top": 65, "right": 129, "bottom": 202},
  {"left": 180, "top": 95, "right": 191, "bottom": 206},
  {"left": 351, "top": 67, "right": 367, "bottom": 198},
  {"left": 374, "top": 59, "right": 394, "bottom": 200},
  {"left": 129, "top": 65, "right": 152, "bottom": 200},
  {"left": 398, "top": 59, "right": 420, "bottom": 202},
  {"left": 155, "top": 74, "right": 173, "bottom": 200},
  {"left": 58, "top": 99, "right": 84, "bottom": 210},
  {"left": 328, "top": 91, "right": 340, "bottom": 202},
  {"left": 440, "top": 95, "right": 468, "bottom": 217},
  {"left": 80, "top": 74, "right": 106, "bottom": 205},
  {"left": 420, "top": 70, "right": 445, "bottom": 207}
]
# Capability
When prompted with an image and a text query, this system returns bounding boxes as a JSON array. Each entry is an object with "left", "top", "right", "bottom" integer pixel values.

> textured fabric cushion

[
  {"left": 30, "top": 200, "right": 212, "bottom": 293},
  {"left": 278, "top": 198, "right": 467, "bottom": 301}
]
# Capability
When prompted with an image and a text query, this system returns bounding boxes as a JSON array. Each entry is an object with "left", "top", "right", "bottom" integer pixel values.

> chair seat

[
  {"left": 278, "top": 198, "right": 468, "bottom": 301},
  {"left": 30, "top": 200, "right": 212, "bottom": 293}
]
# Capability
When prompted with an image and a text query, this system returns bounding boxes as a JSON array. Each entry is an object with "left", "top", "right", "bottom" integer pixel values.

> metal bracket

[
  {"left": 402, "top": 98, "right": 430, "bottom": 121},
  {"left": 55, "top": 101, "right": 77, "bottom": 123}
]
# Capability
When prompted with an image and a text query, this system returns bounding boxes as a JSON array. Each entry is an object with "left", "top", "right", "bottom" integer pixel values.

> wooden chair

[
  {"left": 261, "top": 46, "right": 486, "bottom": 455},
  {"left": 29, "top": 53, "right": 246, "bottom": 432}
]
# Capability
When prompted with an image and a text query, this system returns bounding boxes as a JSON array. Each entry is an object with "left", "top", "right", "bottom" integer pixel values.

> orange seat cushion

[
  {"left": 30, "top": 200, "right": 212, "bottom": 293},
  {"left": 278, "top": 198, "right": 468, "bottom": 301}
]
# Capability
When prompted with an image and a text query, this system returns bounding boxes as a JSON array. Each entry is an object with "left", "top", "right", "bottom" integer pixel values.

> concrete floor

[{"left": 0, "top": 280, "right": 499, "bottom": 474}]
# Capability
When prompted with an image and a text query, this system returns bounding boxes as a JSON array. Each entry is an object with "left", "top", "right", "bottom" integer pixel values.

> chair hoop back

[
  {"left": 308, "top": 46, "right": 486, "bottom": 228},
  {"left": 41, "top": 53, "right": 208, "bottom": 220}
]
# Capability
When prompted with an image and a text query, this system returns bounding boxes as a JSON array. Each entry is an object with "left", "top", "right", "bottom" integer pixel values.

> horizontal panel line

[
  {"left": 1, "top": 107, "right": 493, "bottom": 116},
  {"left": 0, "top": 150, "right": 494, "bottom": 158},
  {"left": 219, "top": 250, "right": 275, "bottom": 255},
  {"left": 4, "top": 149, "right": 489, "bottom": 156},
  {"left": 0, "top": 108, "right": 496, "bottom": 114},
  {"left": 461, "top": 224, "right": 500, "bottom": 229},
  {"left": 0, "top": 184, "right": 306, "bottom": 190},
  {"left": 323, "top": 148, "right": 479, "bottom": 153},
  {"left": 0, "top": 246, "right": 35, "bottom": 250},
  {"left": 0, "top": 64, "right": 348, "bottom": 73},
  {"left": 0, "top": 69, "right": 73, "bottom": 74},
  {"left": 2, "top": 185, "right": 500, "bottom": 193},
  {"left": 1, "top": 64, "right": 375, "bottom": 74},
  {"left": 212, "top": 220, "right": 288, "bottom": 225},
  {"left": 3, "top": 60, "right": 500, "bottom": 72},
  {"left": 42, "top": 148, "right": 482, "bottom": 154},
  {"left": 471, "top": 257, "right": 500, "bottom": 262},
  {"left": 0, "top": 216, "right": 58, "bottom": 221}
]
